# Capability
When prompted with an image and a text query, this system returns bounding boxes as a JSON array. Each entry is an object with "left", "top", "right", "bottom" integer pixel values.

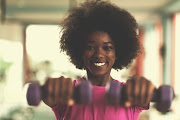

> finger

[
  {"left": 145, "top": 81, "right": 155, "bottom": 106},
  {"left": 54, "top": 78, "right": 61, "bottom": 104},
  {"left": 139, "top": 78, "right": 147, "bottom": 105},
  {"left": 66, "top": 78, "right": 73, "bottom": 99},
  {"left": 133, "top": 77, "right": 141, "bottom": 105},
  {"left": 125, "top": 79, "right": 133, "bottom": 107},
  {"left": 62, "top": 78, "right": 70, "bottom": 102},
  {"left": 42, "top": 78, "right": 50, "bottom": 100},
  {"left": 42, "top": 78, "right": 51, "bottom": 105},
  {"left": 47, "top": 78, "right": 56, "bottom": 106},
  {"left": 66, "top": 78, "right": 74, "bottom": 105},
  {"left": 59, "top": 76, "right": 65, "bottom": 103}
]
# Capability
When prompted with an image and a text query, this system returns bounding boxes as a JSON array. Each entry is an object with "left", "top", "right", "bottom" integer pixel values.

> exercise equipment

[
  {"left": 106, "top": 80, "right": 174, "bottom": 113},
  {"left": 26, "top": 80, "right": 174, "bottom": 113},
  {"left": 26, "top": 80, "right": 92, "bottom": 106}
]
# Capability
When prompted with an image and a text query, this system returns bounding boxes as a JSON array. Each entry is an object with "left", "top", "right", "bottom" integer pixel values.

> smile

[{"left": 94, "top": 62, "right": 105, "bottom": 66}]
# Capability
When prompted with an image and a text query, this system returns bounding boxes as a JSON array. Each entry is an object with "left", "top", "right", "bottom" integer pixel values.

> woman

[{"left": 42, "top": 1, "right": 155, "bottom": 120}]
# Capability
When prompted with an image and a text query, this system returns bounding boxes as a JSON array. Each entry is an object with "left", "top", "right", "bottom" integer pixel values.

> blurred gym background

[{"left": 0, "top": 0, "right": 180, "bottom": 119}]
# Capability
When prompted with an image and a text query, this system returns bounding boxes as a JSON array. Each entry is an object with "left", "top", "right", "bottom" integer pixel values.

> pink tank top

[{"left": 51, "top": 78, "right": 149, "bottom": 120}]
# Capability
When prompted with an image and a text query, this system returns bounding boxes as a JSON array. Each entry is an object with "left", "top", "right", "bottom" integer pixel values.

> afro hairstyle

[{"left": 60, "top": 0, "right": 142, "bottom": 70}]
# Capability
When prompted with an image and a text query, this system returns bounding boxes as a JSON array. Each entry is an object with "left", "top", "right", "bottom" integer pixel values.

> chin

[{"left": 91, "top": 71, "right": 109, "bottom": 77}]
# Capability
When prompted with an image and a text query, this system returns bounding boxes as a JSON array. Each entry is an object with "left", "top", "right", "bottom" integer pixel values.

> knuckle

[{"left": 59, "top": 76, "right": 65, "bottom": 80}]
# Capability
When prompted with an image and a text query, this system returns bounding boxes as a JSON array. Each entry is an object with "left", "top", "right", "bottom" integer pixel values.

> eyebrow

[
  {"left": 87, "top": 41, "right": 113, "bottom": 44},
  {"left": 104, "top": 41, "right": 113, "bottom": 44}
]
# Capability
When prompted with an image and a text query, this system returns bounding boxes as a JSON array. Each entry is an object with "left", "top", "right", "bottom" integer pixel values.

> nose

[{"left": 93, "top": 48, "right": 104, "bottom": 59}]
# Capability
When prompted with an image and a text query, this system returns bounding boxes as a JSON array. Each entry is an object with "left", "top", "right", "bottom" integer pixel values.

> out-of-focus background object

[{"left": 0, "top": 0, "right": 180, "bottom": 119}]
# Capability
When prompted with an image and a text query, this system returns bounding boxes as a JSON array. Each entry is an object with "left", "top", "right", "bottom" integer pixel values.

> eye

[
  {"left": 87, "top": 46, "right": 95, "bottom": 50},
  {"left": 104, "top": 46, "right": 113, "bottom": 51}
]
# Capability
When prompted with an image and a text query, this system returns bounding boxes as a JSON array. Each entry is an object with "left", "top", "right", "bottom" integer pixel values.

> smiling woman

[
  {"left": 39, "top": 1, "right": 156, "bottom": 120},
  {"left": 60, "top": 1, "right": 141, "bottom": 70},
  {"left": 83, "top": 31, "right": 116, "bottom": 86}
]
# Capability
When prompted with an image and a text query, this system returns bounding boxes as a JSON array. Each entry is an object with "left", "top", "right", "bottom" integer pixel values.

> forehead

[{"left": 87, "top": 31, "right": 113, "bottom": 44}]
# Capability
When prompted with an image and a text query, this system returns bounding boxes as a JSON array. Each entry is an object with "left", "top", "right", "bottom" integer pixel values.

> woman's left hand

[{"left": 124, "top": 76, "right": 156, "bottom": 107}]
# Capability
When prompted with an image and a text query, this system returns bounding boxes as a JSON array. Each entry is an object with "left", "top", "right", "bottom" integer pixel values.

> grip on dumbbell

[
  {"left": 27, "top": 80, "right": 174, "bottom": 113},
  {"left": 27, "top": 80, "right": 93, "bottom": 106},
  {"left": 107, "top": 81, "right": 174, "bottom": 113}
]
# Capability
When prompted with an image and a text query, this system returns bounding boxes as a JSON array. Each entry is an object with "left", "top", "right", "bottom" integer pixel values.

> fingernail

[
  {"left": 68, "top": 99, "right": 74, "bottom": 106},
  {"left": 125, "top": 101, "right": 131, "bottom": 107}
]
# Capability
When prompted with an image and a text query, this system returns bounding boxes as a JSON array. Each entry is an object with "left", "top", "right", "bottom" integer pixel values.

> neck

[{"left": 85, "top": 72, "right": 113, "bottom": 86}]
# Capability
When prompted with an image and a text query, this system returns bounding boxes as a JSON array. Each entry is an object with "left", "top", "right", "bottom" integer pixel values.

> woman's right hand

[{"left": 42, "top": 76, "right": 74, "bottom": 107}]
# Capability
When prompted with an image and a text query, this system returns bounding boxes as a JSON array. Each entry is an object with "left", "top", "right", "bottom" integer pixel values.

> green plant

[{"left": 0, "top": 56, "right": 13, "bottom": 82}]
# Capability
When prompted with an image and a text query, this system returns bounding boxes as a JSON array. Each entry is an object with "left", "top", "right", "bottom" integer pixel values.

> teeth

[{"left": 94, "top": 63, "right": 105, "bottom": 66}]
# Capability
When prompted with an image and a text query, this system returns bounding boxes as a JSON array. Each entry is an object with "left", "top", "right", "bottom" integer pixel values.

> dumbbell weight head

[
  {"left": 73, "top": 80, "right": 92, "bottom": 104},
  {"left": 155, "top": 85, "right": 174, "bottom": 113},
  {"left": 26, "top": 82, "right": 42, "bottom": 106},
  {"left": 106, "top": 81, "right": 122, "bottom": 105}
]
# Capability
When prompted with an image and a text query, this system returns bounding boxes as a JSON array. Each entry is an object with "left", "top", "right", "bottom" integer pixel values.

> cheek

[
  {"left": 110, "top": 51, "right": 116, "bottom": 62},
  {"left": 83, "top": 52, "right": 90, "bottom": 64}
]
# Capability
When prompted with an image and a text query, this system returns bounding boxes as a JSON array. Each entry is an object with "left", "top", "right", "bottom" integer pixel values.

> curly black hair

[{"left": 60, "top": 0, "right": 141, "bottom": 70}]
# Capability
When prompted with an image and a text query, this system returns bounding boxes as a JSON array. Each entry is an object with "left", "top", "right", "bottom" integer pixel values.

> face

[{"left": 83, "top": 31, "right": 116, "bottom": 77}]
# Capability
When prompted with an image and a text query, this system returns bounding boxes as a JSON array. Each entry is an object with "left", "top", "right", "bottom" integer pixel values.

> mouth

[{"left": 94, "top": 62, "right": 105, "bottom": 66}]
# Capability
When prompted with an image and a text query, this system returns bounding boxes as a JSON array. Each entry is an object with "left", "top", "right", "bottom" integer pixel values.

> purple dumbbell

[
  {"left": 26, "top": 82, "right": 42, "bottom": 106},
  {"left": 107, "top": 81, "right": 174, "bottom": 113},
  {"left": 27, "top": 80, "right": 174, "bottom": 113},
  {"left": 73, "top": 80, "right": 92, "bottom": 104},
  {"left": 106, "top": 80, "right": 122, "bottom": 105},
  {"left": 26, "top": 80, "right": 93, "bottom": 106},
  {"left": 151, "top": 85, "right": 174, "bottom": 113}
]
